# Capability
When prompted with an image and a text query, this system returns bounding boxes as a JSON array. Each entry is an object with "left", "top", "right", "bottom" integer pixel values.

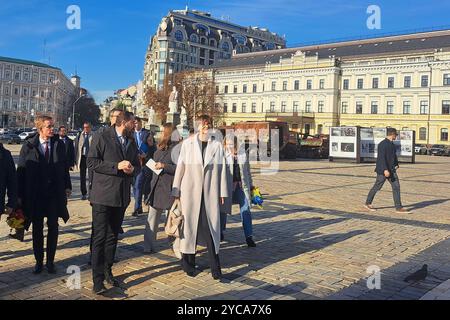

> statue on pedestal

[
  {"left": 168, "top": 86, "right": 179, "bottom": 113},
  {"left": 147, "top": 106, "right": 156, "bottom": 125}
]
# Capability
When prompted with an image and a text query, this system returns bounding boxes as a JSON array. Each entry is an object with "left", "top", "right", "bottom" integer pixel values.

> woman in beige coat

[{"left": 172, "top": 115, "right": 228, "bottom": 279}]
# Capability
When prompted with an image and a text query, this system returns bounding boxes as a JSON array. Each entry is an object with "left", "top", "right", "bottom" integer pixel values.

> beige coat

[{"left": 172, "top": 134, "right": 228, "bottom": 254}]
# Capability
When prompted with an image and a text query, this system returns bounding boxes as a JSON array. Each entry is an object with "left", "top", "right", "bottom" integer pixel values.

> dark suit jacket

[
  {"left": 0, "top": 143, "right": 17, "bottom": 214},
  {"left": 87, "top": 126, "right": 140, "bottom": 208},
  {"left": 375, "top": 138, "right": 399, "bottom": 175},
  {"left": 17, "top": 134, "right": 72, "bottom": 229},
  {"left": 145, "top": 143, "right": 177, "bottom": 210},
  {"left": 60, "top": 137, "right": 75, "bottom": 168}
]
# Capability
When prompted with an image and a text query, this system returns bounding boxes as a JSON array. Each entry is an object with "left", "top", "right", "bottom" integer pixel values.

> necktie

[
  {"left": 83, "top": 134, "right": 90, "bottom": 155},
  {"left": 44, "top": 141, "right": 50, "bottom": 162}
]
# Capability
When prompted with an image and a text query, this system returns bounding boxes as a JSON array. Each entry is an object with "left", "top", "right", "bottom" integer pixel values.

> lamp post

[{"left": 72, "top": 94, "right": 86, "bottom": 130}]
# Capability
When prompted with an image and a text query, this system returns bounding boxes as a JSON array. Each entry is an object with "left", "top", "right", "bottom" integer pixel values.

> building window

[
  {"left": 420, "top": 101, "right": 428, "bottom": 114},
  {"left": 293, "top": 101, "right": 299, "bottom": 113},
  {"left": 23, "top": 88, "right": 28, "bottom": 96},
  {"left": 421, "top": 75, "right": 429, "bottom": 87},
  {"left": 281, "top": 101, "right": 286, "bottom": 113},
  {"left": 372, "top": 78, "right": 379, "bottom": 89},
  {"left": 232, "top": 103, "right": 237, "bottom": 113},
  {"left": 223, "top": 103, "right": 228, "bottom": 113},
  {"left": 318, "top": 101, "right": 324, "bottom": 113},
  {"left": 356, "top": 102, "right": 363, "bottom": 114},
  {"left": 271, "top": 81, "right": 276, "bottom": 91},
  {"left": 270, "top": 101, "right": 275, "bottom": 112},
  {"left": 3, "top": 100, "right": 9, "bottom": 109},
  {"left": 215, "top": 86, "right": 219, "bottom": 94},
  {"left": 403, "top": 101, "right": 411, "bottom": 114},
  {"left": 294, "top": 80, "right": 300, "bottom": 90},
  {"left": 319, "top": 79, "right": 325, "bottom": 89},
  {"left": 251, "top": 103, "right": 256, "bottom": 113},
  {"left": 252, "top": 84, "right": 257, "bottom": 93},
  {"left": 419, "top": 127, "right": 427, "bottom": 141},
  {"left": 357, "top": 79, "right": 364, "bottom": 89},
  {"left": 282, "top": 81, "right": 287, "bottom": 91},
  {"left": 387, "top": 101, "right": 394, "bottom": 114},
  {"left": 243, "top": 84, "right": 247, "bottom": 93},
  {"left": 4, "top": 86, "right": 9, "bottom": 95},
  {"left": 190, "top": 34, "right": 198, "bottom": 43},
  {"left": 317, "top": 125, "right": 323, "bottom": 135},
  {"left": 242, "top": 103, "right": 246, "bottom": 113},
  {"left": 224, "top": 85, "right": 228, "bottom": 94},
  {"left": 441, "top": 128, "right": 449, "bottom": 141},
  {"left": 305, "top": 101, "right": 312, "bottom": 113},
  {"left": 306, "top": 80, "right": 312, "bottom": 90},
  {"left": 233, "top": 85, "right": 237, "bottom": 94},
  {"left": 444, "top": 74, "right": 450, "bottom": 86},
  {"left": 371, "top": 102, "right": 378, "bottom": 114},
  {"left": 175, "top": 30, "right": 184, "bottom": 42},
  {"left": 12, "top": 101, "right": 18, "bottom": 110},
  {"left": 404, "top": 76, "right": 411, "bottom": 88},
  {"left": 443, "top": 101, "right": 450, "bottom": 114},
  {"left": 341, "top": 102, "right": 348, "bottom": 114},
  {"left": 15, "top": 72, "right": 20, "bottom": 80},
  {"left": 343, "top": 79, "right": 349, "bottom": 90},
  {"left": 388, "top": 77, "right": 395, "bottom": 88},
  {"left": 14, "top": 88, "right": 19, "bottom": 95}
]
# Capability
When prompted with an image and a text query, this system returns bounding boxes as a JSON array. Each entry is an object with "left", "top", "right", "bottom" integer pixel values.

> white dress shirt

[{"left": 39, "top": 137, "right": 51, "bottom": 156}]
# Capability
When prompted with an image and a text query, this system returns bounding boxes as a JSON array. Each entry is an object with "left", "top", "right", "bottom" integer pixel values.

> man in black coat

[
  {"left": 365, "top": 128, "right": 410, "bottom": 214},
  {"left": 17, "top": 116, "right": 72, "bottom": 274},
  {"left": 58, "top": 125, "right": 75, "bottom": 170},
  {"left": 87, "top": 111, "right": 140, "bottom": 294},
  {"left": 0, "top": 142, "right": 17, "bottom": 222}
]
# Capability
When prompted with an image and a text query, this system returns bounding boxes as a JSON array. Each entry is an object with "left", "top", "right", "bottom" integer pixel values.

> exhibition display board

[{"left": 329, "top": 126, "right": 360, "bottom": 162}]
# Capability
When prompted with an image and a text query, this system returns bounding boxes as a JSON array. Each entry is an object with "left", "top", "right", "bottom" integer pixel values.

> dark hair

[
  {"left": 124, "top": 111, "right": 134, "bottom": 122},
  {"left": 110, "top": 108, "right": 124, "bottom": 115},
  {"left": 135, "top": 116, "right": 142, "bottom": 122},
  {"left": 189, "top": 128, "right": 195, "bottom": 134},
  {"left": 83, "top": 122, "right": 91, "bottom": 127},
  {"left": 58, "top": 125, "right": 66, "bottom": 131},
  {"left": 198, "top": 114, "right": 212, "bottom": 124},
  {"left": 387, "top": 128, "right": 397, "bottom": 136}
]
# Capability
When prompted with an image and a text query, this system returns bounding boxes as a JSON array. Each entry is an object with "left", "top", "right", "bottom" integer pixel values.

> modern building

[
  {"left": 211, "top": 29, "right": 450, "bottom": 145},
  {"left": 0, "top": 56, "right": 80, "bottom": 128},
  {"left": 143, "top": 8, "right": 286, "bottom": 91}
]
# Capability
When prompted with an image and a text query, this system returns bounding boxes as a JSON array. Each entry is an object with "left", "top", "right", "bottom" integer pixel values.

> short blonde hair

[{"left": 34, "top": 115, "right": 53, "bottom": 131}]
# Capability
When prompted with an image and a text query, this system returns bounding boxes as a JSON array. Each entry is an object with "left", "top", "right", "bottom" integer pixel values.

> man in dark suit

[
  {"left": 74, "top": 122, "right": 93, "bottom": 200},
  {"left": 132, "top": 116, "right": 150, "bottom": 216},
  {"left": 58, "top": 126, "right": 75, "bottom": 170},
  {"left": 0, "top": 142, "right": 17, "bottom": 228},
  {"left": 88, "top": 111, "right": 140, "bottom": 294},
  {"left": 365, "top": 128, "right": 410, "bottom": 214},
  {"left": 17, "top": 116, "right": 72, "bottom": 274}
]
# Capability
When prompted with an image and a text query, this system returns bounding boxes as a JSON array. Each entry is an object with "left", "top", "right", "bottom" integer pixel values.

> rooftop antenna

[{"left": 43, "top": 39, "right": 47, "bottom": 63}]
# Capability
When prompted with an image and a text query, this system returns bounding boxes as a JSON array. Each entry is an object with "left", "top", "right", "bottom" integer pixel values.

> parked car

[
  {"left": 0, "top": 133, "right": 22, "bottom": 144},
  {"left": 18, "top": 131, "right": 35, "bottom": 141},
  {"left": 0, "top": 128, "right": 10, "bottom": 135},
  {"left": 429, "top": 144, "right": 449, "bottom": 156},
  {"left": 414, "top": 144, "right": 428, "bottom": 155},
  {"left": 67, "top": 131, "right": 79, "bottom": 140}
]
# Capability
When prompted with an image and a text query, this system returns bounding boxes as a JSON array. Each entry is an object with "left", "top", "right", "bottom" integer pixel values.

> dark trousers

[
  {"left": 91, "top": 204, "right": 124, "bottom": 285},
  {"left": 32, "top": 199, "right": 59, "bottom": 265},
  {"left": 80, "top": 155, "right": 93, "bottom": 196},
  {"left": 182, "top": 197, "right": 220, "bottom": 274},
  {"left": 366, "top": 173, "right": 402, "bottom": 209},
  {"left": 133, "top": 169, "right": 146, "bottom": 212}
]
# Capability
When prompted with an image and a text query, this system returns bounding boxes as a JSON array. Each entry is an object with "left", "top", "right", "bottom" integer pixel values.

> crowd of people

[{"left": 0, "top": 110, "right": 258, "bottom": 295}]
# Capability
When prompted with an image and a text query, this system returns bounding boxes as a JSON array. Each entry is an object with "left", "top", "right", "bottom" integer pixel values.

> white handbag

[{"left": 165, "top": 199, "right": 183, "bottom": 238}]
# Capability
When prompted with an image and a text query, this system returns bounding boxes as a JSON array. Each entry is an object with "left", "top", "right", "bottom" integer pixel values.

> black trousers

[
  {"left": 366, "top": 173, "right": 402, "bottom": 209},
  {"left": 91, "top": 204, "right": 125, "bottom": 285},
  {"left": 32, "top": 199, "right": 59, "bottom": 265},
  {"left": 80, "top": 155, "right": 93, "bottom": 196},
  {"left": 182, "top": 196, "right": 220, "bottom": 274}
]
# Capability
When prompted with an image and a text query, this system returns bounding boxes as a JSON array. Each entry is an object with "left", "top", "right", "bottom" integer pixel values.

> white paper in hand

[{"left": 146, "top": 158, "right": 163, "bottom": 175}]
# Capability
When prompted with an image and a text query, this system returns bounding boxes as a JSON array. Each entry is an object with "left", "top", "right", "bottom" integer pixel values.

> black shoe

[
  {"left": 212, "top": 268, "right": 222, "bottom": 280},
  {"left": 33, "top": 263, "right": 44, "bottom": 274},
  {"left": 81, "top": 195, "right": 87, "bottom": 201},
  {"left": 220, "top": 233, "right": 224, "bottom": 242},
  {"left": 118, "top": 227, "right": 124, "bottom": 234},
  {"left": 46, "top": 263, "right": 57, "bottom": 274},
  {"left": 93, "top": 282, "right": 108, "bottom": 295},
  {"left": 105, "top": 272, "right": 120, "bottom": 287},
  {"left": 246, "top": 237, "right": 256, "bottom": 247},
  {"left": 186, "top": 270, "right": 196, "bottom": 277},
  {"left": 132, "top": 210, "right": 139, "bottom": 217},
  {"left": 9, "top": 228, "right": 25, "bottom": 242}
]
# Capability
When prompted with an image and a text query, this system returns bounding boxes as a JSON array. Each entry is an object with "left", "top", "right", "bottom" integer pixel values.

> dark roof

[
  {"left": 0, "top": 56, "right": 60, "bottom": 70},
  {"left": 212, "top": 30, "right": 450, "bottom": 69}
]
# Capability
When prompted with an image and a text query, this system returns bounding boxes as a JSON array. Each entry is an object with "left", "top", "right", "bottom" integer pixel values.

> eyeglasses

[{"left": 44, "top": 125, "right": 54, "bottom": 129}]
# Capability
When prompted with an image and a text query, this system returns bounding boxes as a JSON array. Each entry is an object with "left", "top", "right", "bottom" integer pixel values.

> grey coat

[
  {"left": 220, "top": 149, "right": 254, "bottom": 215},
  {"left": 172, "top": 134, "right": 228, "bottom": 254}
]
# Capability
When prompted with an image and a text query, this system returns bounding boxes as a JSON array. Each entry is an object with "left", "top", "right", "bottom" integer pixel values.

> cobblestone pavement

[{"left": 1, "top": 144, "right": 450, "bottom": 300}]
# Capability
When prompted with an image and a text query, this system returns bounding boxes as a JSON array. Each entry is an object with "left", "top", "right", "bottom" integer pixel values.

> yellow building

[{"left": 211, "top": 29, "right": 450, "bottom": 145}]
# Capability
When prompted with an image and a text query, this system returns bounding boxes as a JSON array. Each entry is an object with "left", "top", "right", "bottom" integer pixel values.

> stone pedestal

[{"left": 167, "top": 112, "right": 180, "bottom": 126}]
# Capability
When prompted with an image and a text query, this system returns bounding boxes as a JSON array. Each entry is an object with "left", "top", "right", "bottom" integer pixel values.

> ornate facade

[
  {"left": 143, "top": 8, "right": 286, "bottom": 92},
  {"left": 211, "top": 29, "right": 450, "bottom": 146}
]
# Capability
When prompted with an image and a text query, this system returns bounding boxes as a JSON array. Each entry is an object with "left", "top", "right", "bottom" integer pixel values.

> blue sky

[{"left": 1, "top": 0, "right": 449, "bottom": 104}]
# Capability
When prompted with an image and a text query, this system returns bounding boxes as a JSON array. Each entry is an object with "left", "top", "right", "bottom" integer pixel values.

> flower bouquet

[
  {"left": 251, "top": 187, "right": 264, "bottom": 209},
  {"left": 5, "top": 208, "right": 25, "bottom": 242}
]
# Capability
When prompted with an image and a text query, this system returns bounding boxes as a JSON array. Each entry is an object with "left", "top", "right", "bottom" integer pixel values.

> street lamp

[{"left": 72, "top": 94, "right": 86, "bottom": 130}]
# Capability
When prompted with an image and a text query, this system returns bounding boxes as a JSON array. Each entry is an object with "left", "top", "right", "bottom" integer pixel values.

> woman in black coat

[
  {"left": 143, "top": 123, "right": 180, "bottom": 253},
  {"left": 17, "top": 116, "right": 71, "bottom": 274},
  {"left": 142, "top": 133, "right": 157, "bottom": 208}
]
